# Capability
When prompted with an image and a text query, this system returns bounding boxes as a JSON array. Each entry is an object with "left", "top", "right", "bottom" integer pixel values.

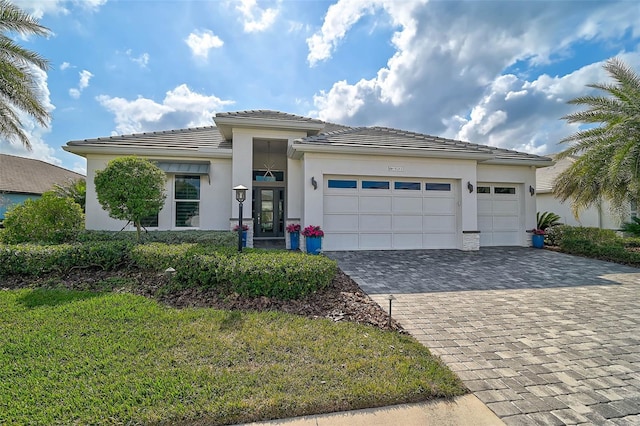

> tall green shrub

[{"left": 1, "top": 192, "right": 84, "bottom": 244}]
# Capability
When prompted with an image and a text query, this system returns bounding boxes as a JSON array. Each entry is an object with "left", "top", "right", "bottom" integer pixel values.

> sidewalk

[{"left": 243, "top": 395, "right": 503, "bottom": 426}]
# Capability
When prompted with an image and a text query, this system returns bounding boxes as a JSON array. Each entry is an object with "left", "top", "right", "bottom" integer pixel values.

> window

[
  {"left": 394, "top": 181, "right": 421, "bottom": 190},
  {"left": 426, "top": 183, "right": 451, "bottom": 191},
  {"left": 175, "top": 175, "right": 200, "bottom": 227},
  {"left": 477, "top": 186, "right": 490, "bottom": 194},
  {"left": 328, "top": 179, "right": 357, "bottom": 189},
  {"left": 362, "top": 180, "right": 390, "bottom": 189},
  {"left": 140, "top": 214, "right": 158, "bottom": 228},
  {"left": 253, "top": 170, "right": 284, "bottom": 182},
  {"left": 494, "top": 187, "right": 516, "bottom": 194}
]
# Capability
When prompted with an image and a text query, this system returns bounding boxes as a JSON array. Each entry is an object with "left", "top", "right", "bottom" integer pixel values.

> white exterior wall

[
  {"left": 477, "top": 164, "right": 537, "bottom": 246},
  {"left": 84, "top": 154, "right": 232, "bottom": 231},
  {"left": 537, "top": 193, "right": 625, "bottom": 229},
  {"left": 302, "top": 152, "right": 479, "bottom": 249}
]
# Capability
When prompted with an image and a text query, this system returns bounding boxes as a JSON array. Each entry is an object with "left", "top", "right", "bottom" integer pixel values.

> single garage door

[
  {"left": 323, "top": 176, "right": 459, "bottom": 250},
  {"left": 477, "top": 183, "right": 521, "bottom": 246}
]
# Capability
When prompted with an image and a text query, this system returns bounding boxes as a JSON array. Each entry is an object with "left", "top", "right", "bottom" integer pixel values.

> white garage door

[
  {"left": 477, "top": 183, "right": 521, "bottom": 246},
  {"left": 323, "top": 176, "right": 459, "bottom": 251}
]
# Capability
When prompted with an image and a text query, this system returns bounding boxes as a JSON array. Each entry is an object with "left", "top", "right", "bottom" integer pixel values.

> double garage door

[{"left": 323, "top": 176, "right": 459, "bottom": 250}]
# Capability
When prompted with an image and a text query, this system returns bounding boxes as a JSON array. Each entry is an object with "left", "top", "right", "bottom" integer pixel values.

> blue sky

[{"left": 3, "top": 0, "right": 640, "bottom": 174}]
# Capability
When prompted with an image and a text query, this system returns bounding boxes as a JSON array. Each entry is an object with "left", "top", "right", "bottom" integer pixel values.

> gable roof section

[
  {"left": 536, "top": 154, "right": 573, "bottom": 193},
  {"left": 64, "top": 126, "right": 230, "bottom": 157},
  {"left": 292, "top": 126, "right": 553, "bottom": 166},
  {"left": 0, "top": 154, "right": 85, "bottom": 195},
  {"left": 214, "top": 109, "right": 327, "bottom": 140}
]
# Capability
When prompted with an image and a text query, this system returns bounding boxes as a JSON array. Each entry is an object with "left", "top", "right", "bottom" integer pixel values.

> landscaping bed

[{"left": 2, "top": 268, "right": 404, "bottom": 332}]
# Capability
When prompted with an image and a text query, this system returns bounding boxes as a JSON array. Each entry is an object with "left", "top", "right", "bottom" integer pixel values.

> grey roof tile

[
  {"left": 66, "top": 126, "right": 230, "bottom": 151},
  {"left": 215, "top": 109, "right": 325, "bottom": 124},
  {"left": 0, "top": 154, "right": 85, "bottom": 194}
]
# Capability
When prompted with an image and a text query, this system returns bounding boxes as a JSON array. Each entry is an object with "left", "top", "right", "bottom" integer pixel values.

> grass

[{"left": 0, "top": 288, "right": 465, "bottom": 425}]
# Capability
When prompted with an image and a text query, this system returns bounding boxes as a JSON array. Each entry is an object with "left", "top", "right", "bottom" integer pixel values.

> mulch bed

[{"left": 2, "top": 269, "right": 404, "bottom": 332}]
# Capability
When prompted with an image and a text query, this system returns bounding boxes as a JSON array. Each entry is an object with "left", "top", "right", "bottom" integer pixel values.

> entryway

[{"left": 253, "top": 186, "right": 285, "bottom": 248}]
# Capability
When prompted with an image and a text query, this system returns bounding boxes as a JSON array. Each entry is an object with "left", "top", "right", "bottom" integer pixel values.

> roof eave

[
  {"left": 480, "top": 158, "right": 554, "bottom": 167},
  {"left": 289, "top": 142, "right": 494, "bottom": 161},
  {"left": 214, "top": 116, "right": 325, "bottom": 140},
  {"left": 63, "top": 145, "right": 233, "bottom": 158}
]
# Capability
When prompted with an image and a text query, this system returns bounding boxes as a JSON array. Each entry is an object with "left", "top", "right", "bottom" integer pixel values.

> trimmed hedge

[
  {"left": 131, "top": 244, "right": 337, "bottom": 299},
  {"left": 3, "top": 242, "right": 337, "bottom": 300},
  {"left": 76, "top": 230, "right": 236, "bottom": 246},
  {"left": 0, "top": 241, "right": 132, "bottom": 276},
  {"left": 552, "top": 226, "right": 640, "bottom": 266}
]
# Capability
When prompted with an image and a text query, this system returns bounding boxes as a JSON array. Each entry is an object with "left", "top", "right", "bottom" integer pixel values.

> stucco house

[
  {"left": 536, "top": 154, "right": 634, "bottom": 229},
  {"left": 64, "top": 110, "right": 552, "bottom": 251},
  {"left": 0, "top": 154, "right": 85, "bottom": 221}
]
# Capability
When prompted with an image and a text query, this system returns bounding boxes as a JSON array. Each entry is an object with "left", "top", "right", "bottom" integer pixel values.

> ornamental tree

[{"left": 94, "top": 156, "right": 166, "bottom": 241}]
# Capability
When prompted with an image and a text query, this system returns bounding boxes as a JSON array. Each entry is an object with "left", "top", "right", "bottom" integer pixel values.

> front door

[{"left": 253, "top": 187, "right": 284, "bottom": 237}]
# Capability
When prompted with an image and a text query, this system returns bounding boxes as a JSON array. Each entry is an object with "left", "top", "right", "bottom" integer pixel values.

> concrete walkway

[{"left": 327, "top": 248, "right": 640, "bottom": 425}]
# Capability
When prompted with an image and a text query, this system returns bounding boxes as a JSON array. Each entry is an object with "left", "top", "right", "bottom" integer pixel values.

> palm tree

[
  {"left": 554, "top": 58, "right": 640, "bottom": 218},
  {"left": 0, "top": 0, "right": 51, "bottom": 150}
]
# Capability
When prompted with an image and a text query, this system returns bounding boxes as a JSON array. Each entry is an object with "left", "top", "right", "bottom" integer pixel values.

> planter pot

[
  {"left": 305, "top": 236, "right": 322, "bottom": 255},
  {"left": 289, "top": 231, "right": 300, "bottom": 251},
  {"left": 241, "top": 231, "right": 247, "bottom": 248},
  {"left": 532, "top": 234, "right": 544, "bottom": 249}
]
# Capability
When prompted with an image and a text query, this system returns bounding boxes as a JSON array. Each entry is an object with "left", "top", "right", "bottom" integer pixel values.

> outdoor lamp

[
  {"left": 234, "top": 184, "right": 247, "bottom": 203},
  {"left": 529, "top": 185, "right": 535, "bottom": 196},
  {"left": 233, "top": 185, "right": 248, "bottom": 252}
]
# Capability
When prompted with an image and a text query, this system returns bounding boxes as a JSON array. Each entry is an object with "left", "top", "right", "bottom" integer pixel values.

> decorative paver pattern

[{"left": 327, "top": 248, "right": 640, "bottom": 425}]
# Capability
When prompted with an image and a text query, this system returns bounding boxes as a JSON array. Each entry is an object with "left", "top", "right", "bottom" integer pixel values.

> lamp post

[{"left": 233, "top": 185, "right": 247, "bottom": 253}]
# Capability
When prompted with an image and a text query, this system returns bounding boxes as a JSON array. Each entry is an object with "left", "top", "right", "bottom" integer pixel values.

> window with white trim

[{"left": 175, "top": 175, "right": 200, "bottom": 227}]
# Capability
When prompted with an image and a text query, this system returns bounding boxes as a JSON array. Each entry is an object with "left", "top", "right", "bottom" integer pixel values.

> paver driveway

[{"left": 327, "top": 247, "right": 640, "bottom": 425}]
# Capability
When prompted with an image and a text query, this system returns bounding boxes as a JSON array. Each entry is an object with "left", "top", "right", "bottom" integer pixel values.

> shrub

[
  {"left": 1, "top": 192, "right": 84, "bottom": 244},
  {"left": 621, "top": 216, "right": 640, "bottom": 236},
  {"left": 0, "top": 241, "right": 131, "bottom": 276},
  {"left": 77, "top": 230, "right": 236, "bottom": 246},
  {"left": 537, "top": 211, "right": 562, "bottom": 231},
  {"left": 545, "top": 225, "right": 569, "bottom": 246}
]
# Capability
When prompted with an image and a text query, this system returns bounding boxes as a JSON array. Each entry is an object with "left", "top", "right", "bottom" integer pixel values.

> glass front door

[{"left": 253, "top": 187, "right": 284, "bottom": 237}]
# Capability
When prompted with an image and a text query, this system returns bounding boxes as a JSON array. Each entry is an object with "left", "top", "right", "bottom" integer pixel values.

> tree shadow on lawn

[{"left": 17, "top": 288, "right": 104, "bottom": 308}]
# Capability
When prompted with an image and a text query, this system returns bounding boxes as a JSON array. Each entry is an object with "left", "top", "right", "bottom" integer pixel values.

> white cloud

[
  {"left": 306, "top": 0, "right": 380, "bottom": 66},
  {"left": 125, "top": 49, "right": 150, "bottom": 68},
  {"left": 13, "top": 0, "right": 106, "bottom": 19},
  {"left": 68, "top": 69, "right": 93, "bottom": 99},
  {"left": 60, "top": 61, "right": 71, "bottom": 70},
  {"left": 311, "top": 1, "right": 640, "bottom": 155},
  {"left": 185, "top": 30, "right": 224, "bottom": 59},
  {"left": 96, "top": 84, "right": 235, "bottom": 135},
  {"left": 236, "top": 0, "right": 278, "bottom": 33}
]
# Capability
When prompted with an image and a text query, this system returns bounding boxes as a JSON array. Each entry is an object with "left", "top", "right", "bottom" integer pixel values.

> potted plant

[
  {"left": 233, "top": 224, "right": 249, "bottom": 247},
  {"left": 286, "top": 223, "right": 301, "bottom": 251},
  {"left": 531, "top": 228, "right": 546, "bottom": 248},
  {"left": 302, "top": 225, "right": 324, "bottom": 255}
]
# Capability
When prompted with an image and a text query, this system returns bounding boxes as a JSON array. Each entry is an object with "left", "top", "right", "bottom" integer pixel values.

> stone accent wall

[{"left": 462, "top": 232, "right": 480, "bottom": 251}]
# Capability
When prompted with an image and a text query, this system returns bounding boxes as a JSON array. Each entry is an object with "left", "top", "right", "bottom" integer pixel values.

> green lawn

[{"left": 0, "top": 288, "right": 465, "bottom": 425}]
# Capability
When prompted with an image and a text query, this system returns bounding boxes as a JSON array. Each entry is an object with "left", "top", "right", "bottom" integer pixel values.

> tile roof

[
  {"left": 0, "top": 154, "right": 85, "bottom": 195},
  {"left": 215, "top": 109, "right": 325, "bottom": 125},
  {"left": 298, "top": 126, "right": 551, "bottom": 163},
  {"left": 66, "top": 126, "right": 230, "bottom": 151},
  {"left": 536, "top": 154, "right": 573, "bottom": 193}
]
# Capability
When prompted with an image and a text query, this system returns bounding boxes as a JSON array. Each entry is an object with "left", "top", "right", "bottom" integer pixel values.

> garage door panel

[
  {"left": 493, "top": 199, "right": 519, "bottom": 212},
  {"left": 393, "top": 197, "right": 422, "bottom": 213},
  {"left": 392, "top": 233, "right": 423, "bottom": 249},
  {"left": 423, "top": 198, "right": 456, "bottom": 214},
  {"left": 324, "top": 233, "right": 358, "bottom": 251},
  {"left": 423, "top": 215, "right": 456, "bottom": 232},
  {"left": 360, "top": 233, "right": 393, "bottom": 249},
  {"left": 491, "top": 231, "right": 520, "bottom": 246},
  {"left": 492, "top": 216, "right": 519, "bottom": 230},
  {"left": 360, "top": 196, "right": 391, "bottom": 212},
  {"left": 423, "top": 233, "right": 457, "bottom": 249},
  {"left": 324, "top": 196, "right": 358, "bottom": 213},
  {"left": 478, "top": 199, "right": 493, "bottom": 214},
  {"left": 360, "top": 214, "right": 392, "bottom": 231},
  {"left": 393, "top": 215, "right": 422, "bottom": 232},
  {"left": 324, "top": 214, "right": 359, "bottom": 232},
  {"left": 478, "top": 216, "right": 493, "bottom": 230}
]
